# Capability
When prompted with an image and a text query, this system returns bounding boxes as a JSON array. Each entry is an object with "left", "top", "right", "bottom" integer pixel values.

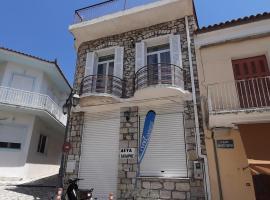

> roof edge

[{"left": 196, "top": 12, "right": 270, "bottom": 34}]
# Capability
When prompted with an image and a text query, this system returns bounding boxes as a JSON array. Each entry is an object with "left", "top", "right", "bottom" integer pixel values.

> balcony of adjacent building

[
  {"left": 69, "top": 0, "right": 194, "bottom": 48},
  {"left": 0, "top": 86, "right": 67, "bottom": 126},
  {"left": 207, "top": 76, "right": 270, "bottom": 127}
]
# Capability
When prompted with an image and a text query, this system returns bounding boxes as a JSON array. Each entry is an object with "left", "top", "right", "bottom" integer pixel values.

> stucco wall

[
  {"left": 194, "top": 30, "right": 270, "bottom": 200},
  {"left": 205, "top": 129, "right": 255, "bottom": 200},
  {"left": 239, "top": 123, "right": 270, "bottom": 161},
  {"left": 0, "top": 111, "right": 35, "bottom": 179},
  {"left": 25, "top": 117, "right": 64, "bottom": 179},
  {"left": 0, "top": 61, "right": 66, "bottom": 108},
  {"left": 0, "top": 62, "right": 7, "bottom": 84},
  {"left": 196, "top": 35, "right": 270, "bottom": 104},
  {"left": 1, "top": 61, "right": 44, "bottom": 93}
]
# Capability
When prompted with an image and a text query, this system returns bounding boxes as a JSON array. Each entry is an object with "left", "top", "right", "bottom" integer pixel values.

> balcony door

[
  {"left": 96, "top": 55, "right": 114, "bottom": 93},
  {"left": 147, "top": 44, "right": 171, "bottom": 85},
  {"left": 232, "top": 55, "right": 270, "bottom": 108}
]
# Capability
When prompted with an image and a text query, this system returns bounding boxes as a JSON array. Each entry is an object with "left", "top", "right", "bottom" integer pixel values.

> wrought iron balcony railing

[
  {"left": 135, "top": 63, "right": 185, "bottom": 91},
  {"left": 0, "top": 86, "right": 67, "bottom": 125},
  {"left": 208, "top": 76, "right": 270, "bottom": 114},
  {"left": 80, "top": 75, "right": 124, "bottom": 98},
  {"left": 74, "top": 0, "right": 160, "bottom": 23}
]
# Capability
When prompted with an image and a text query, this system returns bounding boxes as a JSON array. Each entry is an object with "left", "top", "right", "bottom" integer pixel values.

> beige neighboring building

[{"left": 195, "top": 13, "right": 270, "bottom": 200}]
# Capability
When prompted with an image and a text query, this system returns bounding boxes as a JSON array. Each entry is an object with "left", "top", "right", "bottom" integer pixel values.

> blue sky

[{"left": 0, "top": 0, "right": 270, "bottom": 84}]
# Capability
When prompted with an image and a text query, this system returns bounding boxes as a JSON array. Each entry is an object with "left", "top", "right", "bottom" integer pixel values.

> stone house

[{"left": 64, "top": 0, "right": 210, "bottom": 199}]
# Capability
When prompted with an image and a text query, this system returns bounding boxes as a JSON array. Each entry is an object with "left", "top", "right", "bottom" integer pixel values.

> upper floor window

[
  {"left": 82, "top": 47, "right": 124, "bottom": 96},
  {"left": 232, "top": 55, "right": 270, "bottom": 108},
  {"left": 84, "top": 47, "right": 124, "bottom": 80},
  {"left": 97, "top": 55, "right": 115, "bottom": 77},
  {"left": 135, "top": 35, "right": 182, "bottom": 87},
  {"left": 147, "top": 44, "right": 171, "bottom": 65},
  {"left": 135, "top": 34, "right": 182, "bottom": 73}
]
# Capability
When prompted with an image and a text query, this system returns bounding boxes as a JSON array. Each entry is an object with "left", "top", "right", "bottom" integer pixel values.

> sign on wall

[
  {"left": 120, "top": 148, "right": 136, "bottom": 159},
  {"left": 139, "top": 110, "right": 156, "bottom": 163},
  {"left": 216, "top": 140, "right": 234, "bottom": 149}
]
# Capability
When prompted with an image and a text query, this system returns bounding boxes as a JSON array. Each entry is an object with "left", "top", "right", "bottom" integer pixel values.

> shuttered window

[
  {"left": 139, "top": 105, "right": 187, "bottom": 178},
  {"left": 85, "top": 47, "right": 124, "bottom": 79},
  {"left": 135, "top": 34, "right": 182, "bottom": 72}
]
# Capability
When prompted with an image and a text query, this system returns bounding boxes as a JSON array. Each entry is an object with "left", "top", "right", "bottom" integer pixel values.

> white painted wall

[
  {"left": 0, "top": 61, "right": 66, "bottom": 108},
  {"left": 0, "top": 62, "right": 7, "bottom": 85},
  {"left": 0, "top": 111, "right": 35, "bottom": 179},
  {"left": 1, "top": 61, "right": 43, "bottom": 93},
  {"left": 25, "top": 117, "right": 64, "bottom": 179},
  {"left": 40, "top": 74, "right": 67, "bottom": 107}
]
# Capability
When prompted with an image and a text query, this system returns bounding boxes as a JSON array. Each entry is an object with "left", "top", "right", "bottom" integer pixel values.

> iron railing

[
  {"left": 74, "top": 0, "right": 160, "bottom": 23},
  {"left": 80, "top": 75, "right": 124, "bottom": 98},
  {"left": 208, "top": 76, "right": 270, "bottom": 114},
  {"left": 0, "top": 86, "right": 67, "bottom": 125},
  {"left": 135, "top": 63, "right": 185, "bottom": 91}
]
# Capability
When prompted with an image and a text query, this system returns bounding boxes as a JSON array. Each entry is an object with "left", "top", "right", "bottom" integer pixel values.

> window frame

[
  {"left": 37, "top": 134, "right": 48, "bottom": 154},
  {"left": 0, "top": 142, "right": 21, "bottom": 150}
]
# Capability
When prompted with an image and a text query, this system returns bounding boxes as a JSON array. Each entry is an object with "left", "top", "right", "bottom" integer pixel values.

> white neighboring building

[{"left": 0, "top": 47, "right": 71, "bottom": 180}]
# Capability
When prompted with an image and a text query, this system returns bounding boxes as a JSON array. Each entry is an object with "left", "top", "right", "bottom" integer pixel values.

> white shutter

[
  {"left": 135, "top": 41, "right": 146, "bottom": 72},
  {"left": 0, "top": 124, "right": 27, "bottom": 145},
  {"left": 170, "top": 34, "right": 182, "bottom": 67},
  {"left": 114, "top": 47, "right": 124, "bottom": 79},
  {"left": 79, "top": 112, "right": 120, "bottom": 199},
  {"left": 10, "top": 74, "right": 35, "bottom": 92},
  {"left": 85, "top": 52, "right": 98, "bottom": 76},
  {"left": 139, "top": 112, "right": 187, "bottom": 177}
]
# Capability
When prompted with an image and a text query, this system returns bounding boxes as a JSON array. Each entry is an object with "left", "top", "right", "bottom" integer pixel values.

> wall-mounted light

[
  {"left": 124, "top": 111, "right": 131, "bottom": 122},
  {"left": 62, "top": 92, "right": 80, "bottom": 115},
  {"left": 71, "top": 93, "right": 80, "bottom": 107}
]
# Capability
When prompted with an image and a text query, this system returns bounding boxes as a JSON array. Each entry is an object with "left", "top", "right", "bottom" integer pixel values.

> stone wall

[
  {"left": 64, "top": 15, "right": 207, "bottom": 199},
  {"left": 63, "top": 112, "right": 84, "bottom": 188}
]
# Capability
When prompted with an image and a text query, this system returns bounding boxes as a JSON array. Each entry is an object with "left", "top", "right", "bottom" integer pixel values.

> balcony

[
  {"left": 134, "top": 63, "right": 191, "bottom": 100},
  {"left": 70, "top": 0, "right": 193, "bottom": 48},
  {"left": 74, "top": 0, "right": 160, "bottom": 23},
  {"left": 79, "top": 75, "right": 124, "bottom": 106},
  {"left": 208, "top": 76, "right": 270, "bottom": 127},
  {"left": 0, "top": 86, "right": 67, "bottom": 126}
]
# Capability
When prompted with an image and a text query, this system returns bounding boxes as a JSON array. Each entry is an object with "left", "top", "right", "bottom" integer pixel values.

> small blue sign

[{"left": 139, "top": 110, "right": 156, "bottom": 163}]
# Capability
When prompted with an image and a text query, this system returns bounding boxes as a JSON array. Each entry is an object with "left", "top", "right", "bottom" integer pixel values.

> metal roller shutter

[
  {"left": 78, "top": 111, "right": 120, "bottom": 199},
  {"left": 139, "top": 104, "right": 187, "bottom": 177}
]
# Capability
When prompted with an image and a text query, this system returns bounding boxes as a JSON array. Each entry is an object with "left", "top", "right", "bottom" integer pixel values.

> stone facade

[
  {"left": 63, "top": 112, "right": 84, "bottom": 188},
  {"left": 64, "top": 15, "right": 206, "bottom": 199}
]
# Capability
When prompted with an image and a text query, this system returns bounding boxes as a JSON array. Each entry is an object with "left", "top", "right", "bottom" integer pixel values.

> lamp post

[{"left": 59, "top": 91, "right": 80, "bottom": 188}]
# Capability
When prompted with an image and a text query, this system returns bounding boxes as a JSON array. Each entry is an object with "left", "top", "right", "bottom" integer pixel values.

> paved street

[
  {"left": 0, "top": 175, "right": 57, "bottom": 200},
  {"left": 0, "top": 186, "right": 55, "bottom": 200}
]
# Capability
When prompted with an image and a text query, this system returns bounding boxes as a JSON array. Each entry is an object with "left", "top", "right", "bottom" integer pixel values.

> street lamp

[
  {"left": 59, "top": 91, "right": 80, "bottom": 188},
  {"left": 62, "top": 92, "right": 80, "bottom": 114}
]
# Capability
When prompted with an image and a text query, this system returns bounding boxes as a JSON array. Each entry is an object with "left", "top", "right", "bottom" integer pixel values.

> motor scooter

[{"left": 65, "top": 178, "right": 94, "bottom": 200}]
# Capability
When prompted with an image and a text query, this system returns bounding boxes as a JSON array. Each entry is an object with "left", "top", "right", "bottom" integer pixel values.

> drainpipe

[
  {"left": 185, "top": 16, "right": 211, "bottom": 200},
  {"left": 211, "top": 129, "right": 223, "bottom": 200}
]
